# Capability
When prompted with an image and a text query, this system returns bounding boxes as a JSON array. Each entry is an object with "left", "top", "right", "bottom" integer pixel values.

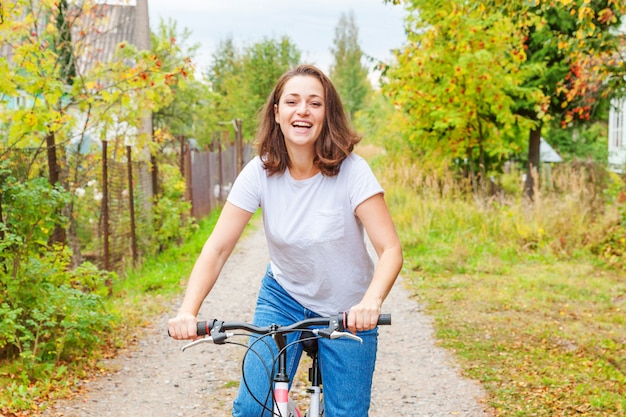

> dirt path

[{"left": 42, "top": 225, "right": 494, "bottom": 417}]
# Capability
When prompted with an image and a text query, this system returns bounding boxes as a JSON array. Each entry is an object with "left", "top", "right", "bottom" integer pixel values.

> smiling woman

[
  {"left": 257, "top": 65, "right": 362, "bottom": 177},
  {"left": 274, "top": 75, "right": 326, "bottom": 175},
  {"left": 168, "top": 63, "right": 403, "bottom": 417},
  {"left": 148, "top": 0, "right": 406, "bottom": 74}
]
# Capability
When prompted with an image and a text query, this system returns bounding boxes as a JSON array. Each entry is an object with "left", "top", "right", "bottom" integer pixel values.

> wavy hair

[{"left": 255, "top": 64, "right": 361, "bottom": 177}]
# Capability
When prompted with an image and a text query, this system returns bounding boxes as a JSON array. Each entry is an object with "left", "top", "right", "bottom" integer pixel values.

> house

[
  {"left": 607, "top": 20, "right": 626, "bottom": 174},
  {"left": 1, "top": 0, "right": 151, "bottom": 120},
  {"left": 540, "top": 137, "right": 563, "bottom": 163}
]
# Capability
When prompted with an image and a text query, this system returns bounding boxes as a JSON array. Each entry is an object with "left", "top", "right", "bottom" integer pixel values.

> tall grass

[
  {"left": 370, "top": 153, "right": 626, "bottom": 416},
  {"left": 371, "top": 154, "right": 622, "bottom": 275}
]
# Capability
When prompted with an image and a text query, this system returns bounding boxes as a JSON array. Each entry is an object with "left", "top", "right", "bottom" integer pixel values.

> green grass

[
  {"left": 107, "top": 209, "right": 261, "bottom": 341},
  {"left": 404, "top": 262, "right": 625, "bottom": 416},
  {"left": 374, "top": 155, "right": 626, "bottom": 416}
]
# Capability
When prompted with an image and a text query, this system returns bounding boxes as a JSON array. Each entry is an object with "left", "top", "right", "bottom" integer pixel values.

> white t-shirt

[{"left": 226, "top": 153, "right": 384, "bottom": 316}]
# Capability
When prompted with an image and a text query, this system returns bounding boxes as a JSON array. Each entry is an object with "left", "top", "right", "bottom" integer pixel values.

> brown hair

[{"left": 255, "top": 64, "right": 361, "bottom": 177}]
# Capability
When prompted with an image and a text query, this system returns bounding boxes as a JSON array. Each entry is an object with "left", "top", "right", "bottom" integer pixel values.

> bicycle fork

[
  {"left": 272, "top": 332, "right": 323, "bottom": 417},
  {"left": 306, "top": 350, "right": 322, "bottom": 417}
]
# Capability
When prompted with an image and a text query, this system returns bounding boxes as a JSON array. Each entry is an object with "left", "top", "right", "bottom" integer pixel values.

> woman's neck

[{"left": 287, "top": 146, "right": 318, "bottom": 180}]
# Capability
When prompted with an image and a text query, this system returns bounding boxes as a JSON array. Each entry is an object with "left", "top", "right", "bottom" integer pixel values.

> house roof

[
  {"left": 540, "top": 137, "right": 563, "bottom": 163},
  {"left": 73, "top": 4, "right": 137, "bottom": 75},
  {"left": 1, "top": 2, "right": 148, "bottom": 76}
]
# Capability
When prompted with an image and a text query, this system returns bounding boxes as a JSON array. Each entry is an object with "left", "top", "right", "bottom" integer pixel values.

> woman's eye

[{"left": 311, "top": 102, "right": 322, "bottom": 107}]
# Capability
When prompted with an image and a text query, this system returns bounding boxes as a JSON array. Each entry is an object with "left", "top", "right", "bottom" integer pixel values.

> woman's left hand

[{"left": 347, "top": 301, "right": 381, "bottom": 334}]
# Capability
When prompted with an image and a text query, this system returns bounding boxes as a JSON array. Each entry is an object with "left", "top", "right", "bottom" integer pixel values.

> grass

[
  {"left": 372, "top": 154, "right": 626, "bottom": 416},
  {"left": 405, "top": 262, "right": 625, "bottom": 416}
]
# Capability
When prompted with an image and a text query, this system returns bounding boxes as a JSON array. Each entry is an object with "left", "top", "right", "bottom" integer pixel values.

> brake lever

[
  {"left": 312, "top": 329, "right": 363, "bottom": 343},
  {"left": 180, "top": 332, "right": 233, "bottom": 352},
  {"left": 330, "top": 331, "right": 363, "bottom": 343}
]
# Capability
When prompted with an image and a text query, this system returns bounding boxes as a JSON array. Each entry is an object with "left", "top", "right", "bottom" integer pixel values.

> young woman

[{"left": 168, "top": 64, "right": 403, "bottom": 416}]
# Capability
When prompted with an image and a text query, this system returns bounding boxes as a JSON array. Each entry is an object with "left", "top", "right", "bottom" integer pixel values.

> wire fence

[{"left": 2, "top": 125, "right": 253, "bottom": 274}]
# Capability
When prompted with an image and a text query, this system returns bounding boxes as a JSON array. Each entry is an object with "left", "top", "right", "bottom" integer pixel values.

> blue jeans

[{"left": 232, "top": 266, "right": 379, "bottom": 417}]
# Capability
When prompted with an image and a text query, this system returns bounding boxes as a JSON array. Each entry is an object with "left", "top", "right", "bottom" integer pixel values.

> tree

[
  {"left": 383, "top": 0, "right": 542, "bottom": 194},
  {"left": 504, "top": 0, "right": 626, "bottom": 198},
  {"left": 329, "top": 11, "right": 372, "bottom": 120},
  {"left": 1, "top": 1, "right": 189, "bottom": 182},
  {"left": 151, "top": 18, "right": 217, "bottom": 144},
  {"left": 206, "top": 36, "right": 240, "bottom": 96},
  {"left": 1, "top": 0, "right": 193, "bottom": 267},
  {"left": 384, "top": 0, "right": 626, "bottom": 197},
  {"left": 206, "top": 36, "right": 301, "bottom": 139}
]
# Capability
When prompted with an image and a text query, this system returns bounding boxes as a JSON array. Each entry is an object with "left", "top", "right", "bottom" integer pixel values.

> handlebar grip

[
  {"left": 377, "top": 313, "right": 392, "bottom": 326},
  {"left": 340, "top": 312, "right": 391, "bottom": 330},
  {"left": 197, "top": 321, "right": 209, "bottom": 336}
]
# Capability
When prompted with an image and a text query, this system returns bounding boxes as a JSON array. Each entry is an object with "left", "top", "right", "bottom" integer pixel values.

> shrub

[{"left": 0, "top": 174, "right": 114, "bottom": 366}]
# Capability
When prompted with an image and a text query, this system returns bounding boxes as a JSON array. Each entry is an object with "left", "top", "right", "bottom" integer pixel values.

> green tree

[
  {"left": 329, "top": 11, "right": 372, "bottom": 120},
  {"left": 207, "top": 36, "right": 301, "bottom": 139},
  {"left": 383, "top": 0, "right": 542, "bottom": 194},
  {"left": 151, "top": 18, "right": 217, "bottom": 146},
  {"left": 1, "top": 1, "right": 191, "bottom": 192},
  {"left": 504, "top": 0, "right": 626, "bottom": 197},
  {"left": 206, "top": 36, "right": 240, "bottom": 96},
  {"left": 384, "top": 0, "right": 625, "bottom": 196}
]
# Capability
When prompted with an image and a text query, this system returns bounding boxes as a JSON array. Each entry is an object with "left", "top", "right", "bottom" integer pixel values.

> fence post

[
  {"left": 102, "top": 141, "right": 111, "bottom": 293},
  {"left": 183, "top": 143, "right": 193, "bottom": 216},
  {"left": 126, "top": 145, "right": 138, "bottom": 267},
  {"left": 218, "top": 131, "right": 225, "bottom": 203},
  {"left": 235, "top": 118, "right": 243, "bottom": 173},
  {"left": 179, "top": 134, "right": 185, "bottom": 176}
]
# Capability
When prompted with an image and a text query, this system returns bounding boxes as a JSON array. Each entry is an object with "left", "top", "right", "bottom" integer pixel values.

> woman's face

[{"left": 274, "top": 75, "right": 325, "bottom": 152}]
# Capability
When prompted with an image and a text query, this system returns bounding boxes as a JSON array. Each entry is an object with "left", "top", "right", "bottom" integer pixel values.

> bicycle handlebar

[{"left": 197, "top": 312, "right": 391, "bottom": 337}]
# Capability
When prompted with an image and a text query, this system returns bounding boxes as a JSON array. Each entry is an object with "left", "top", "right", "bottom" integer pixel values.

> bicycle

[{"left": 178, "top": 312, "right": 392, "bottom": 417}]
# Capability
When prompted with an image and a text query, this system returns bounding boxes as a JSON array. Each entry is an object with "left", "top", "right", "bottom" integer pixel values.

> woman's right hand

[{"left": 167, "top": 312, "right": 199, "bottom": 340}]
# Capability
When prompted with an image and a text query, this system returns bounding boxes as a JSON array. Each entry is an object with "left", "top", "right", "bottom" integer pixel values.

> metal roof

[
  {"left": 73, "top": 4, "right": 137, "bottom": 74},
  {"left": 1, "top": 3, "right": 143, "bottom": 76}
]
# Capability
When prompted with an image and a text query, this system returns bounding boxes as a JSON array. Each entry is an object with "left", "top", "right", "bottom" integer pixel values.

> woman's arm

[
  {"left": 168, "top": 202, "right": 254, "bottom": 339},
  {"left": 350, "top": 193, "right": 403, "bottom": 333}
]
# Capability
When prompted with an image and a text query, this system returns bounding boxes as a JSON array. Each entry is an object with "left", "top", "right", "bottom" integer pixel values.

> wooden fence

[{"left": 183, "top": 124, "right": 254, "bottom": 219}]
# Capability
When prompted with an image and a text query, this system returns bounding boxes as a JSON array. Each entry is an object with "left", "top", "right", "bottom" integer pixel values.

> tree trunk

[
  {"left": 478, "top": 141, "right": 487, "bottom": 196},
  {"left": 46, "top": 131, "right": 67, "bottom": 245},
  {"left": 0, "top": 178, "right": 5, "bottom": 268},
  {"left": 467, "top": 147, "right": 478, "bottom": 196},
  {"left": 524, "top": 125, "right": 542, "bottom": 200}
]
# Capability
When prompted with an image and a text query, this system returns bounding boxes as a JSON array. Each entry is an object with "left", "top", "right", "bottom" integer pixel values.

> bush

[
  {"left": 149, "top": 163, "right": 195, "bottom": 253},
  {"left": 0, "top": 174, "right": 114, "bottom": 366}
]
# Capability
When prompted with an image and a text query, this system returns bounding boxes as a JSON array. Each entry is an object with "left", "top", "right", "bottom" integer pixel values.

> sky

[{"left": 146, "top": 0, "right": 408, "bottom": 78}]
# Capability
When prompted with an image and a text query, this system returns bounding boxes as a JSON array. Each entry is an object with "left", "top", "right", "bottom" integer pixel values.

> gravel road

[{"left": 42, "top": 225, "right": 494, "bottom": 417}]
